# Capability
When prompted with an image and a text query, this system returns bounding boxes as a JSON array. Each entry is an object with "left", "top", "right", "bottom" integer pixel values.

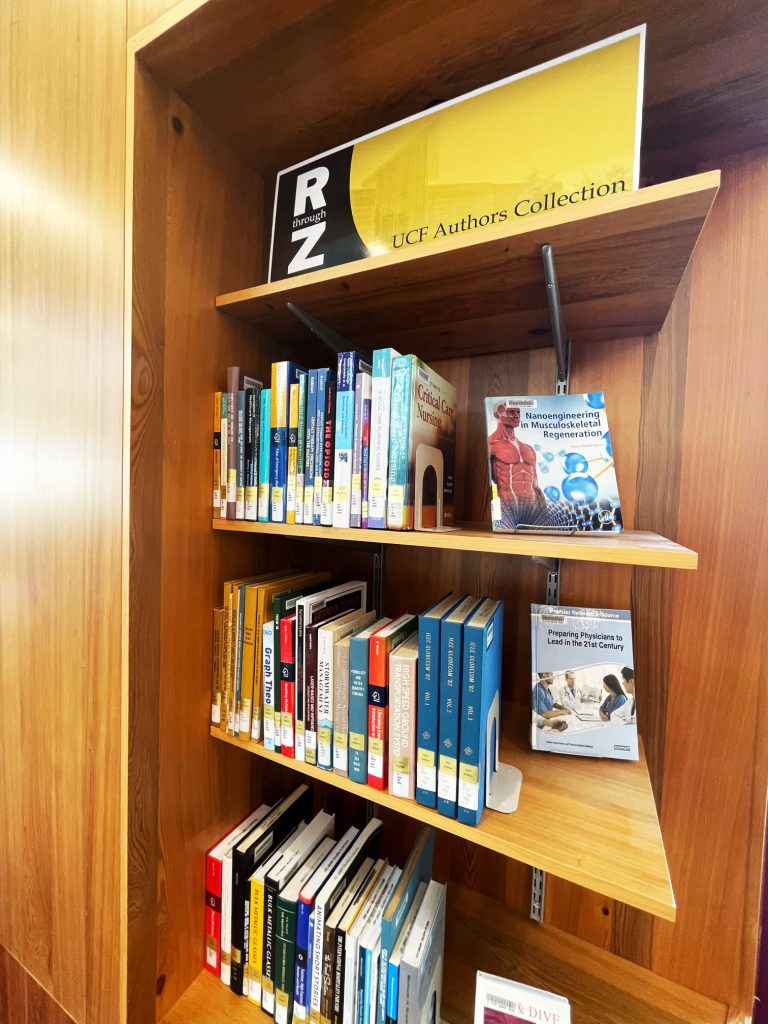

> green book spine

[{"left": 275, "top": 897, "right": 298, "bottom": 1024}]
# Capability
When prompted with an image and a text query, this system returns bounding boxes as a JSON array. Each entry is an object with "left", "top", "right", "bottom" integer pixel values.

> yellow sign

[{"left": 269, "top": 27, "right": 644, "bottom": 281}]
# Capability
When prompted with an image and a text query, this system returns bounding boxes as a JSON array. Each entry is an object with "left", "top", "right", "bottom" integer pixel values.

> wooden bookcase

[{"left": 126, "top": 6, "right": 746, "bottom": 1024}]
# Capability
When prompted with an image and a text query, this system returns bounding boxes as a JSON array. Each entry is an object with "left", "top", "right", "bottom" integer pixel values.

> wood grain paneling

[
  {"left": 0, "top": 947, "right": 76, "bottom": 1024},
  {"left": 0, "top": 2, "right": 126, "bottom": 1022}
]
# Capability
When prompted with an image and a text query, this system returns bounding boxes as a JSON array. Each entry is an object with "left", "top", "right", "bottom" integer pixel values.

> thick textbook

[
  {"left": 324, "top": 858, "right": 376, "bottom": 1024},
  {"left": 263, "top": 620, "right": 278, "bottom": 751},
  {"left": 245, "top": 385, "right": 262, "bottom": 520},
  {"left": 258, "top": 389, "right": 272, "bottom": 522},
  {"left": 387, "top": 356, "right": 457, "bottom": 531},
  {"left": 438, "top": 596, "right": 482, "bottom": 818},
  {"left": 416, "top": 594, "right": 460, "bottom": 808},
  {"left": 378, "top": 828, "right": 434, "bottom": 1024},
  {"left": 338, "top": 860, "right": 388, "bottom": 1024},
  {"left": 333, "top": 351, "right": 372, "bottom": 529},
  {"left": 397, "top": 881, "right": 446, "bottom": 1024},
  {"left": 296, "top": 371, "right": 308, "bottom": 524},
  {"left": 350, "top": 369, "right": 372, "bottom": 528},
  {"left": 304, "top": 370, "right": 318, "bottom": 523},
  {"left": 384, "top": 884, "right": 426, "bottom": 1024},
  {"left": 484, "top": 393, "right": 622, "bottom": 533},
  {"left": 349, "top": 617, "right": 391, "bottom": 784},
  {"left": 231, "top": 785, "right": 313, "bottom": 996},
  {"left": 368, "top": 615, "right": 417, "bottom": 790},
  {"left": 356, "top": 869, "right": 402, "bottom": 1024},
  {"left": 530, "top": 604, "right": 637, "bottom": 760},
  {"left": 205, "top": 804, "right": 270, "bottom": 978},
  {"left": 313, "top": 369, "right": 334, "bottom": 525},
  {"left": 457, "top": 599, "right": 504, "bottom": 826},
  {"left": 269, "top": 29, "right": 644, "bottom": 282},
  {"left": 368, "top": 348, "right": 400, "bottom": 529},
  {"left": 317, "top": 610, "right": 377, "bottom": 771},
  {"left": 474, "top": 971, "right": 571, "bottom": 1024},
  {"left": 227, "top": 367, "right": 260, "bottom": 518},
  {"left": 287, "top": 380, "right": 302, "bottom": 524},
  {"left": 388, "top": 633, "right": 420, "bottom": 799}
]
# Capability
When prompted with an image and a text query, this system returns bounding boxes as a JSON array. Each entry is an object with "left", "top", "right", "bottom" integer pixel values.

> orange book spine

[{"left": 366, "top": 634, "right": 390, "bottom": 789}]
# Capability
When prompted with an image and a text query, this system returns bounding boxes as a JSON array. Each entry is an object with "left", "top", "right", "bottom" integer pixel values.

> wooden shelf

[
  {"left": 161, "top": 969, "right": 268, "bottom": 1024},
  {"left": 212, "top": 722, "right": 675, "bottom": 921},
  {"left": 216, "top": 172, "right": 719, "bottom": 360},
  {"left": 212, "top": 519, "right": 697, "bottom": 570}
]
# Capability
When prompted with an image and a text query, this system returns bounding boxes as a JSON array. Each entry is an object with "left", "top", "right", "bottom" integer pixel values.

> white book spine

[
  {"left": 317, "top": 626, "right": 334, "bottom": 770},
  {"left": 220, "top": 855, "right": 234, "bottom": 986},
  {"left": 389, "top": 648, "right": 416, "bottom": 799},
  {"left": 367, "top": 350, "right": 397, "bottom": 529},
  {"left": 262, "top": 620, "right": 276, "bottom": 748}
]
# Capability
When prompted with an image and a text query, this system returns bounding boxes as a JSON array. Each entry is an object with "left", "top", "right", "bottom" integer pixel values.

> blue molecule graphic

[
  {"left": 558, "top": 449, "right": 567, "bottom": 457},
  {"left": 543, "top": 451, "right": 554, "bottom": 462},
  {"left": 544, "top": 486, "right": 560, "bottom": 501},
  {"left": 564, "top": 452, "right": 588, "bottom": 474},
  {"left": 534, "top": 444, "right": 541, "bottom": 451},
  {"left": 586, "top": 392, "right": 605, "bottom": 409},
  {"left": 603, "top": 431, "right": 613, "bottom": 460},
  {"left": 562, "top": 474, "right": 599, "bottom": 504},
  {"left": 540, "top": 465, "right": 549, "bottom": 474}
]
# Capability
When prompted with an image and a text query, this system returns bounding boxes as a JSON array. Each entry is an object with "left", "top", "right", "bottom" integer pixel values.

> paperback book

[
  {"left": 474, "top": 972, "right": 571, "bottom": 1024},
  {"left": 484, "top": 393, "right": 622, "bottom": 533},
  {"left": 530, "top": 604, "right": 637, "bottom": 760}
]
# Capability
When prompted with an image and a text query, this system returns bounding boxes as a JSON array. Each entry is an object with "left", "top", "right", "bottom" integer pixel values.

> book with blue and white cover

[
  {"left": 271, "top": 362, "right": 305, "bottom": 523},
  {"left": 485, "top": 393, "right": 622, "bottom": 533},
  {"left": 530, "top": 604, "right": 637, "bottom": 760},
  {"left": 416, "top": 595, "right": 460, "bottom": 809},
  {"left": 304, "top": 370, "right": 318, "bottom": 524},
  {"left": 457, "top": 599, "right": 504, "bottom": 825},
  {"left": 367, "top": 348, "right": 400, "bottom": 529},
  {"left": 333, "top": 351, "right": 372, "bottom": 528}
]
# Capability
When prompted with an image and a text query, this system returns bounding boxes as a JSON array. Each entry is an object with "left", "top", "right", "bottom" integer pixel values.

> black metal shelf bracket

[{"left": 541, "top": 243, "right": 571, "bottom": 395}]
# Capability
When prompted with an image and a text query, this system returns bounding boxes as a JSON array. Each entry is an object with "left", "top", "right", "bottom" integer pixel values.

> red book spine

[
  {"left": 367, "top": 635, "right": 389, "bottom": 789},
  {"left": 204, "top": 850, "right": 224, "bottom": 974},
  {"left": 280, "top": 615, "right": 296, "bottom": 758}
]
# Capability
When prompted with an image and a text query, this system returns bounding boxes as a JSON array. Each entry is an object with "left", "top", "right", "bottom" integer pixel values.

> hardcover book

[
  {"left": 338, "top": 860, "right": 388, "bottom": 1024},
  {"left": 258, "top": 389, "right": 272, "bottom": 522},
  {"left": 530, "top": 604, "right": 637, "bottom": 760},
  {"left": 304, "top": 370, "right": 319, "bottom": 524},
  {"left": 474, "top": 972, "right": 571, "bottom": 1024},
  {"left": 484, "top": 393, "right": 622, "bottom": 533},
  {"left": 323, "top": 858, "right": 375, "bottom": 1024},
  {"left": 387, "top": 356, "right": 457, "bottom": 531},
  {"left": 368, "top": 615, "right": 417, "bottom": 790},
  {"left": 296, "top": 371, "right": 308, "bottom": 524},
  {"left": 368, "top": 348, "right": 400, "bottom": 529},
  {"left": 245, "top": 385, "right": 262, "bottom": 520},
  {"left": 457, "top": 599, "right": 504, "bottom": 825},
  {"left": 213, "top": 391, "right": 222, "bottom": 515},
  {"left": 227, "top": 367, "right": 260, "bottom": 518},
  {"left": 317, "top": 610, "right": 377, "bottom": 771},
  {"left": 350, "top": 369, "right": 372, "bottom": 529},
  {"left": 333, "top": 351, "right": 372, "bottom": 528},
  {"left": 397, "top": 881, "right": 446, "bottom": 1024},
  {"left": 271, "top": 362, "right": 305, "bottom": 523},
  {"left": 287, "top": 381, "right": 301, "bottom": 525},
  {"left": 349, "top": 617, "right": 391, "bottom": 784},
  {"left": 314, "top": 368, "right": 335, "bottom": 525},
  {"left": 219, "top": 392, "right": 228, "bottom": 517},
  {"left": 416, "top": 595, "right": 460, "bottom": 808},
  {"left": 388, "top": 633, "right": 420, "bottom": 800}
]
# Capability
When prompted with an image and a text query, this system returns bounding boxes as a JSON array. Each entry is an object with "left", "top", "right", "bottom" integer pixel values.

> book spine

[
  {"left": 287, "top": 382, "right": 300, "bottom": 525},
  {"left": 271, "top": 362, "right": 288, "bottom": 523},
  {"left": 348, "top": 635, "right": 369, "bottom": 784},
  {"left": 332, "top": 352, "right": 359, "bottom": 529},
  {"left": 211, "top": 607, "right": 224, "bottom": 727},
  {"left": 227, "top": 366, "right": 239, "bottom": 518},
  {"left": 247, "top": 874, "right": 264, "bottom": 1003},
  {"left": 384, "top": 960, "right": 399, "bottom": 1024},
  {"left": 262, "top": 877, "right": 280, "bottom": 1013},
  {"left": 224, "top": 588, "right": 236, "bottom": 733},
  {"left": 237, "top": 389, "right": 247, "bottom": 519},
  {"left": 368, "top": 349, "right": 397, "bottom": 529},
  {"left": 438, "top": 619, "right": 461, "bottom": 818},
  {"left": 388, "top": 650, "right": 416, "bottom": 799},
  {"left": 350, "top": 372, "right": 365, "bottom": 528},
  {"left": 263, "top": 620, "right": 277, "bottom": 750},
  {"left": 221, "top": 856, "right": 234, "bottom": 985},
  {"left": 332, "top": 641, "right": 349, "bottom": 777},
  {"left": 305, "top": 624, "right": 320, "bottom": 766},
  {"left": 356, "top": 945, "right": 368, "bottom": 1024},
  {"left": 245, "top": 386, "right": 260, "bottom": 520},
  {"left": 321, "top": 371, "right": 337, "bottom": 526},
  {"left": 313, "top": 370, "right": 327, "bottom": 525},
  {"left": 295, "top": 602, "right": 306, "bottom": 762},
  {"left": 230, "top": 851, "right": 249, "bottom": 995},
  {"left": 275, "top": 898, "right": 297, "bottom": 1024},
  {"left": 220, "top": 392, "right": 228, "bottom": 518},
  {"left": 204, "top": 852, "right": 223, "bottom": 975},
  {"left": 332, "top": 925, "right": 346, "bottom": 1024},
  {"left": 386, "top": 357, "right": 413, "bottom": 530},
  {"left": 232, "top": 585, "right": 246, "bottom": 737},
  {"left": 280, "top": 616, "right": 296, "bottom": 757},
  {"left": 240, "top": 586, "right": 258, "bottom": 739},
  {"left": 457, "top": 623, "right": 482, "bottom": 826},
  {"left": 416, "top": 616, "right": 439, "bottom": 808},
  {"left": 317, "top": 627, "right": 335, "bottom": 771},
  {"left": 294, "top": 900, "right": 312, "bottom": 1022},
  {"left": 258, "top": 389, "right": 272, "bottom": 521},
  {"left": 367, "top": 636, "right": 388, "bottom": 790},
  {"left": 304, "top": 370, "right": 317, "bottom": 524},
  {"left": 360, "top": 375, "right": 372, "bottom": 529},
  {"left": 213, "top": 391, "right": 222, "bottom": 515},
  {"left": 320, "top": 917, "right": 336, "bottom": 1024},
  {"left": 296, "top": 372, "right": 307, "bottom": 524}
]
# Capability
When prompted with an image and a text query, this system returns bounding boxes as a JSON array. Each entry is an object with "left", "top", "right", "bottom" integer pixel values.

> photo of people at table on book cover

[{"left": 530, "top": 604, "right": 637, "bottom": 760}]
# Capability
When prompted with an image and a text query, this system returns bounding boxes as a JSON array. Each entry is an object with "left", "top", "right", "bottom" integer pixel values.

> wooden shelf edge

[
  {"left": 215, "top": 171, "right": 720, "bottom": 312},
  {"left": 212, "top": 728, "right": 676, "bottom": 921},
  {"left": 211, "top": 519, "right": 698, "bottom": 570}
]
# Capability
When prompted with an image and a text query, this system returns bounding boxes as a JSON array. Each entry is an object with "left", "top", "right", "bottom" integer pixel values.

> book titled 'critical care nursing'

[{"left": 268, "top": 27, "right": 645, "bottom": 281}]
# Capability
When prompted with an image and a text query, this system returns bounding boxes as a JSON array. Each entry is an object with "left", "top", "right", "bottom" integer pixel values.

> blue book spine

[
  {"left": 416, "top": 613, "right": 441, "bottom": 808},
  {"left": 313, "top": 369, "right": 330, "bottom": 525},
  {"left": 385, "top": 961, "right": 399, "bottom": 1024},
  {"left": 257, "top": 389, "right": 272, "bottom": 522},
  {"left": 385, "top": 356, "right": 413, "bottom": 530},
  {"left": 438, "top": 614, "right": 464, "bottom": 817},
  {"left": 304, "top": 370, "right": 318, "bottom": 524},
  {"left": 305, "top": 911, "right": 316, "bottom": 1019},
  {"left": 356, "top": 946, "right": 368, "bottom": 1024},
  {"left": 458, "top": 603, "right": 504, "bottom": 825},
  {"left": 294, "top": 899, "right": 312, "bottom": 1019},
  {"left": 236, "top": 389, "right": 246, "bottom": 519},
  {"left": 368, "top": 348, "right": 400, "bottom": 529},
  {"left": 271, "top": 361, "right": 303, "bottom": 523},
  {"left": 348, "top": 634, "right": 369, "bottom": 784}
]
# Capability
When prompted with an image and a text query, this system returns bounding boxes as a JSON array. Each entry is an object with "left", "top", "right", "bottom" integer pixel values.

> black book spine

[
  {"left": 332, "top": 928, "right": 346, "bottom": 1024},
  {"left": 230, "top": 851, "right": 249, "bottom": 995},
  {"left": 263, "top": 876, "right": 280, "bottom": 1014}
]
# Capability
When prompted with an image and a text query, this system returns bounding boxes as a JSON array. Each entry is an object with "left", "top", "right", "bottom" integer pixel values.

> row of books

[
  {"left": 205, "top": 787, "right": 444, "bottom": 1024},
  {"left": 213, "top": 351, "right": 456, "bottom": 532},
  {"left": 212, "top": 571, "right": 504, "bottom": 825}
]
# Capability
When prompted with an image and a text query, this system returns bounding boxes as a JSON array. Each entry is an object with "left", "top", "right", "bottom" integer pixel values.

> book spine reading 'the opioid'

[{"left": 313, "top": 368, "right": 333, "bottom": 526}]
